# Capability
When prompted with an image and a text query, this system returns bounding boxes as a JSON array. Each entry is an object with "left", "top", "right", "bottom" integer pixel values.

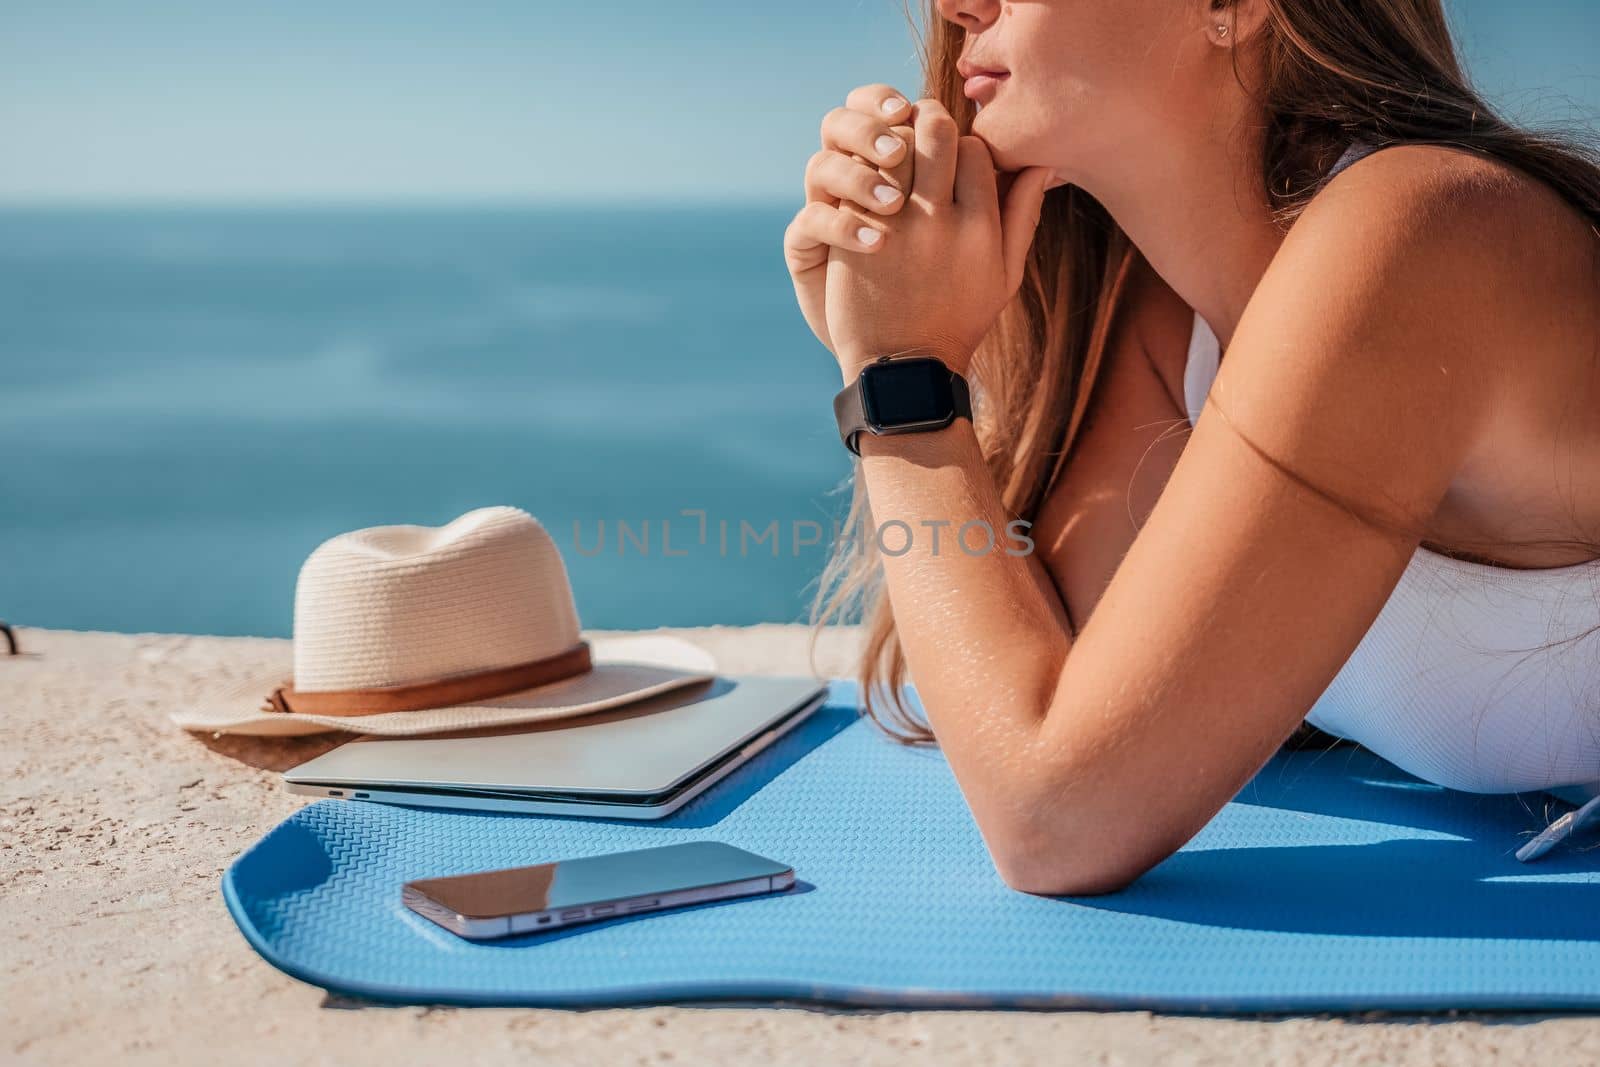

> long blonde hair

[{"left": 812, "top": 0, "right": 1600, "bottom": 743}]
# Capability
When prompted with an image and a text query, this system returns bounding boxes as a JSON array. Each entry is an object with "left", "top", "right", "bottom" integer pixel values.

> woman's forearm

[
  {"left": 855, "top": 415, "right": 1074, "bottom": 834},
  {"left": 785, "top": 94, "right": 1088, "bottom": 883}
]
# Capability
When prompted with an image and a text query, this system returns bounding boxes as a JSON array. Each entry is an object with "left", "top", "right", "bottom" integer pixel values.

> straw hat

[{"left": 171, "top": 506, "right": 715, "bottom": 737}]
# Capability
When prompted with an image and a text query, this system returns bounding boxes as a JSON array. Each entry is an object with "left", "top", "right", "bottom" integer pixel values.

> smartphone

[{"left": 401, "top": 840, "right": 795, "bottom": 940}]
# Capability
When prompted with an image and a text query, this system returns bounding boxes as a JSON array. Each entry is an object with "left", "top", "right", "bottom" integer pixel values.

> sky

[{"left": 0, "top": 0, "right": 1596, "bottom": 204}]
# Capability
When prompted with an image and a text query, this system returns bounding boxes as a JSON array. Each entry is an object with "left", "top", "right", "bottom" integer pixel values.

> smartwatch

[{"left": 833, "top": 356, "right": 973, "bottom": 456}]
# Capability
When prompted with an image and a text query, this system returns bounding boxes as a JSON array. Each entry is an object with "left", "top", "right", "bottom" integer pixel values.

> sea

[{"left": 0, "top": 205, "right": 857, "bottom": 637}]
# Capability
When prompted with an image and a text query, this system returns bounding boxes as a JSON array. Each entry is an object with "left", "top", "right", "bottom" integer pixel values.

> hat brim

[{"left": 169, "top": 634, "right": 717, "bottom": 737}]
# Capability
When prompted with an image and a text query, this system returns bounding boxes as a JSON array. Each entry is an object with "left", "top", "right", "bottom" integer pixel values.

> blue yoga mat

[{"left": 224, "top": 682, "right": 1600, "bottom": 1011}]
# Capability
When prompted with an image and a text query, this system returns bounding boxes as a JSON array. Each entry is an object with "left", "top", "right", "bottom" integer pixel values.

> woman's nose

[{"left": 936, "top": 0, "right": 1001, "bottom": 33}]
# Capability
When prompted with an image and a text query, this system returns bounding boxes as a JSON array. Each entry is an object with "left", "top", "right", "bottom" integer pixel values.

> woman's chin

[{"left": 969, "top": 113, "right": 1041, "bottom": 174}]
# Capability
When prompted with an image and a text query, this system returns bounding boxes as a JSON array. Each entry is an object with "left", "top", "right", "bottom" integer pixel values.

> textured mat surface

[{"left": 224, "top": 683, "right": 1600, "bottom": 1010}]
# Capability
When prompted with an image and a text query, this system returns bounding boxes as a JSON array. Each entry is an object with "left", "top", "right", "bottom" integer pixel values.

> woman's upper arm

[
  {"left": 1032, "top": 258, "right": 1196, "bottom": 633},
  {"left": 1017, "top": 170, "right": 1506, "bottom": 892}
]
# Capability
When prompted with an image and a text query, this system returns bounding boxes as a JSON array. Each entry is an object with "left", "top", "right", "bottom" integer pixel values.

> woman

[{"left": 784, "top": 0, "right": 1600, "bottom": 893}]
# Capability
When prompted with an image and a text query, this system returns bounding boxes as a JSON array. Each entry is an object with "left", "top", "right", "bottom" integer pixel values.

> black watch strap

[
  {"left": 833, "top": 357, "right": 973, "bottom": 456},
  {"left": 831, "top": 379, "right": 869, "bottom": 456}
]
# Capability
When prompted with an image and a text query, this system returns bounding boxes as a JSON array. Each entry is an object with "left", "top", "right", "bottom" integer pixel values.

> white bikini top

[{"left": 1183, "top": 300, "right": 1600, "bottom": 820}]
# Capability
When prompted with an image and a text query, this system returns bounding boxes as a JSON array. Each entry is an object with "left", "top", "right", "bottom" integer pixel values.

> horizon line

[{"left": 0, "top": 194, "right": 799, "bottom": 211}]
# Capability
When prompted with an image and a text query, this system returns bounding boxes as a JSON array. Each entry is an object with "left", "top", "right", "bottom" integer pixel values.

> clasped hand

[{"left": 783, "top": 85, "right": 1053, "bottom": 382}]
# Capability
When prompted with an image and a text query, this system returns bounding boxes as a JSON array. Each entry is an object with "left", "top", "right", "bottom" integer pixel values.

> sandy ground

[{"left": 3, "top": 624, "right": 1599, "bottom": 1066}]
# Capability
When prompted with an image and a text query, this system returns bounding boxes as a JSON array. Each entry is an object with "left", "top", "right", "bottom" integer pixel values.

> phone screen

[{"left": 405, "top": 840, "right": 791, "bottom": 920}]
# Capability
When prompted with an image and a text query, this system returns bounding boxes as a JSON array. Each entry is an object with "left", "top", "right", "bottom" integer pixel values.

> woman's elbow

[
  {"left": 991, "top": 850, "right": 1144, "bottom": 897},
  {"left": 983, "top": 813, "right": 1167, "bottom": 897}
]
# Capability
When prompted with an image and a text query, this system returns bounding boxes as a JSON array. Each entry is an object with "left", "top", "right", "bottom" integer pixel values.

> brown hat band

[{"left": 264, "top": 641, "right": 593, "bottom": 717}]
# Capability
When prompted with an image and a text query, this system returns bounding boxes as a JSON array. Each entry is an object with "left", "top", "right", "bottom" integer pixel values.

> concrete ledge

[{"left": 2, "top": 626, "right": 1596, "bottom": 1065}]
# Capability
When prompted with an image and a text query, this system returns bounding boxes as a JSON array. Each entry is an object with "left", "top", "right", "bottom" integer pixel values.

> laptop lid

[{"left": 283, "top": 675, "right": 827, "bottom": 799}]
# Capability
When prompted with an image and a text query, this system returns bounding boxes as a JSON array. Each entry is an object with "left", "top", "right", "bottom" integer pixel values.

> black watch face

[{"left": 860, "top": 358, "right": 956, "bottom": 430}]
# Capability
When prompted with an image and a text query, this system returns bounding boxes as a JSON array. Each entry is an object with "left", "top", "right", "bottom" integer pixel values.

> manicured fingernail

[
  {"left": 872, "top": 184, "right": 901, "bottom": 205},
  {"left": 857, "top": 226, "right": 882, "bottom": 246},
  {"left": 881, "top": 96, "right": 907, "bottom": 113},
  {"left": 874, "top": 135, "right": 901, "bottom": 158}
]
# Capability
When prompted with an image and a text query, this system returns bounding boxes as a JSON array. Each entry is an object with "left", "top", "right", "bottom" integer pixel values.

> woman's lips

[{"left": 962, "top": 71, "right": 1009, "bottom": 104}]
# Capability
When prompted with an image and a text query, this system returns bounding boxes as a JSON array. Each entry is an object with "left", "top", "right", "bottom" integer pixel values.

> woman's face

[{"left": 939, "top": 0, "right": 1225, "bottom": 177}]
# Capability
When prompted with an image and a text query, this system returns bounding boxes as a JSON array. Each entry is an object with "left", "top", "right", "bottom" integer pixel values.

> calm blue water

[{"left": 0, "top": 207, "right": 853, "bottom": 636}]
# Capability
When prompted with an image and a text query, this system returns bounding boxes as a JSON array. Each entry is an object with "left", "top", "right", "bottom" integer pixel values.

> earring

[{"left": 1216, "top": 24, "right": 1230, "bottom": 38}]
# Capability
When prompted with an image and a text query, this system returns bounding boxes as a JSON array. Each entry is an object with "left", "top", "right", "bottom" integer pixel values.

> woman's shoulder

[
  {"left": 1270, "top": 142, "right": 1596, "bottom": 361},
  {"left": 1294, "top": 142, "right": 1595, "bottom": 279},
  {"left": 1257, "top": 145, "right": 1600, "bottom": 566},
  {"left": 1329, "top": 141, "right": 1541, "bottom": 191}
]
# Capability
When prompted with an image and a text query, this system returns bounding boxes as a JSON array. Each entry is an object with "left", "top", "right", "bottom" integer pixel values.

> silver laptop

[{"left": 283, "top": 676, "right": 828, "bottom": 820}]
